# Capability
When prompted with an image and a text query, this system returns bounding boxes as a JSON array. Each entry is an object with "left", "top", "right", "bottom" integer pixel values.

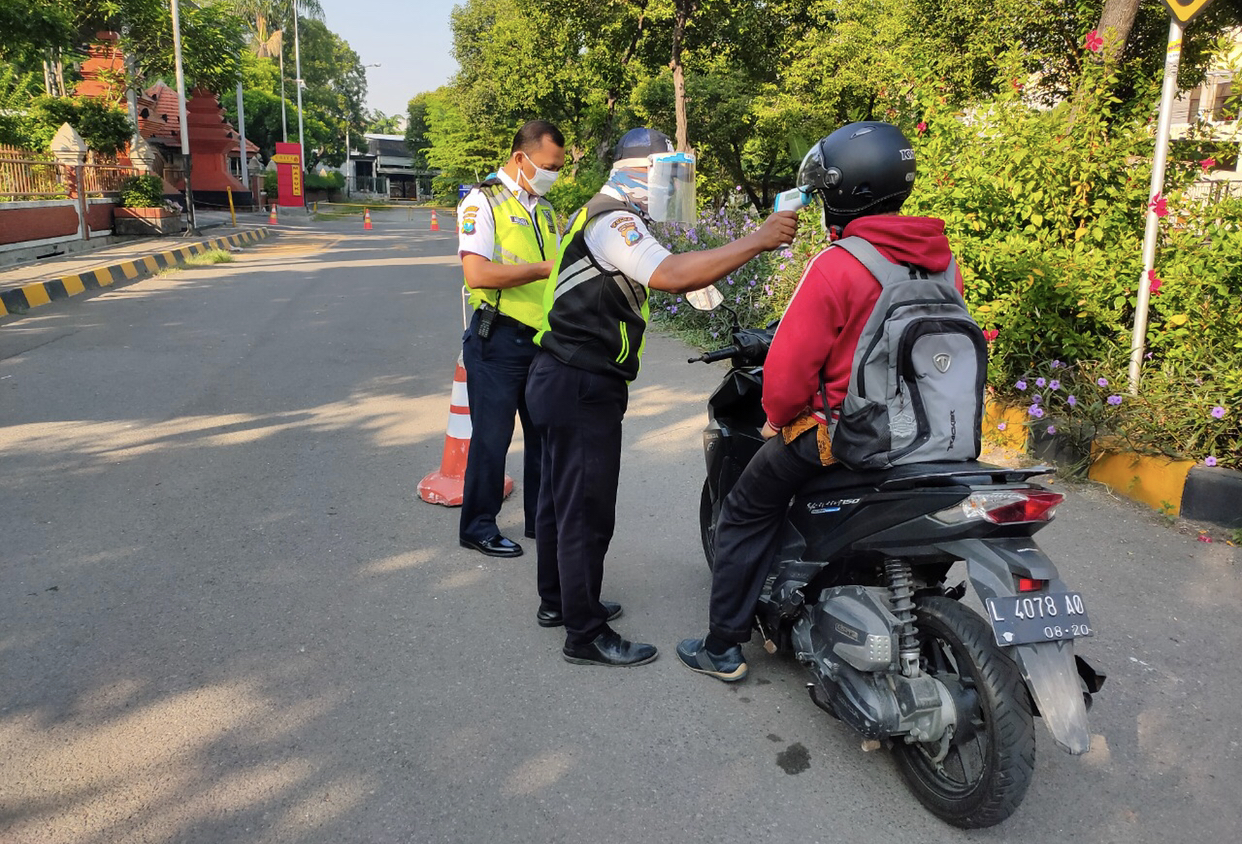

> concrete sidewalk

[{"left": 0, "top": 223, "right": 270, "bottom": 319}]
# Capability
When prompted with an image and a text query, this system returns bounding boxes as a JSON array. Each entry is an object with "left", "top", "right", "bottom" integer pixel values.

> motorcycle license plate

[{"left": 985, "top": 592, "right": 1094, "bottom": 647}]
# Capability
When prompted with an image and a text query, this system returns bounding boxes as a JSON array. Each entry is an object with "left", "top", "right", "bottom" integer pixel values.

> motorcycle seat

[{"left": 800, "top": 460, "right": 1051, "bottom": 494}]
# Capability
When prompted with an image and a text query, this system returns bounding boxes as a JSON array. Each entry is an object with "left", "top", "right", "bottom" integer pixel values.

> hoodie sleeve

[{"left": 762, "top": 255, "right": 844, "bottom": 428}]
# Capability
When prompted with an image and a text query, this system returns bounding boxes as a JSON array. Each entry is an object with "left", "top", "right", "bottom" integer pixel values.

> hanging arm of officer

[{"left": 461, "top": 253, "right": 555, "bottom": 290}]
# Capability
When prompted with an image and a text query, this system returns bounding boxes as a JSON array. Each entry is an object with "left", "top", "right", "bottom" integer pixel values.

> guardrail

[
  {"left": 1186, "top": 177, "right": 1242, "bottom": 204},
  {"left": 81, "top": 163, "right": 144, "bottom": 197}
]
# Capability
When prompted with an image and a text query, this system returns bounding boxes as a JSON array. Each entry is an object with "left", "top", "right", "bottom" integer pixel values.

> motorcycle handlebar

[{"left": 688, "top": 346, "right": 740, "bottom": 364}]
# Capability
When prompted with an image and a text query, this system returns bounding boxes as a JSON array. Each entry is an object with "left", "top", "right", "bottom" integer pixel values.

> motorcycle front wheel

[{"left": 892, "top": 596, "right": 1036, "bottom": 829}]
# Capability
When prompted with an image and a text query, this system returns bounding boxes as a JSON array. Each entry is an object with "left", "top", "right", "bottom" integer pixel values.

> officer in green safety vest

[
  {"left": 457, "top": 120, "right": 565, "bottom": 559},
  {"left": 525, "top": 127, "right": 799, "bottom": 666}
]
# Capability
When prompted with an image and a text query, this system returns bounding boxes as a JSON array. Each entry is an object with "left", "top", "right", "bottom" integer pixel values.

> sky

[{"left": 321, "top": 0, "right": 458, "bottom": 119}]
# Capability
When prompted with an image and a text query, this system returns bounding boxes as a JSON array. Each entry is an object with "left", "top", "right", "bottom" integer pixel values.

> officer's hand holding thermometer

[{"left": 772, "top": 187, "right": 812, "bottom": 247}]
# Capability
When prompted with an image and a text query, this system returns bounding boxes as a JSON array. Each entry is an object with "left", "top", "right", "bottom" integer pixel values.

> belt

[{"left": 494, "top": 311, "right": 536, "bottom": 332}]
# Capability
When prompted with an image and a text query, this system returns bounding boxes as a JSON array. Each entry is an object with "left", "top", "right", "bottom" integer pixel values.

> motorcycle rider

[{"left": 677, "top": 122, "right": 966, "bottom": 682}]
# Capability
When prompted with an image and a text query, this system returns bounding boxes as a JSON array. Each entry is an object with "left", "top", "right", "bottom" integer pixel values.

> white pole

[
  {"left": 279, "top": 44, "right": 288, "bottom": 142},
  {"left": 1128, "top": 18, "right": 1185, "bottom": 394},
  {"left": 293, "top": 7, "right": 306, "bottom": 186},
  {"left": 170, "top": 0, "right": 195, "bottom": 231},
  {"left": 236, "top": 80, "right": 250, "bottom": 206}
]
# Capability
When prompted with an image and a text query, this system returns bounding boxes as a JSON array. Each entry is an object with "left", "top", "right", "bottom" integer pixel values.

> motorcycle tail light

[
  {"left": 1017, "top": 577, "right": 1046, "bottom": 592},
  {"left": 934, "top": 490, "right": 1065, "bottom": 525}
]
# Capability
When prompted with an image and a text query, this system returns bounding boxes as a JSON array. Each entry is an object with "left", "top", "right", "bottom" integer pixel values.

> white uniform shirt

[
  {"left": 582, "top": 189, "right": 673, "bottom": 286},
  {"left": 457, "top": 169, "right": 556, "bottom": 259}
]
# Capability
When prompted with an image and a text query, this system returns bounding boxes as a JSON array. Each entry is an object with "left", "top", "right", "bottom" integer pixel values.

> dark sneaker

[{"left": 676, "top": 638, "right": 748, "bottom": 682}]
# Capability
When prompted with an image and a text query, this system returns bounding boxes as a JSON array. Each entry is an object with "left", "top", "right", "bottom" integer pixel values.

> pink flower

[
  {"left": 916, "top": 122, "right": 927, "bottom": 135},
  {"left": 1205, "top": 456, "right": 1217, "bottom": 466},
  {"left": 1085, "top": 30, "right": 1104, "bottom": 53},
  {"left": 1198, "top": 533, "right": 1213, "bottom": 543},
  {"left": 1147, "top": 269, "right": 1163, "bottom": 296},
  {"left": 1211, "top": 406, "right": 1225, "bottom": 419},
  {"left": 983, "top": 329, "right": 999, "bottom": 342},
  {"left": 1200, "top": 158, "right": 1216, "bottom": 169},
  {"left": 1149, "top": 193, "right": 1168, "bottom": 218},
  {"left": 997, "top": 422, "right": 1007, "bottom": 431}
]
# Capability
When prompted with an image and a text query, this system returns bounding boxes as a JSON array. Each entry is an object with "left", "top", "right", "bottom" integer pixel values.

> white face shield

[
  {"left": 611, "top": 151, "right": 696, "bottom": 222},
  {"left": 647, "top": 152, "right": 696, "bottom": 223}
]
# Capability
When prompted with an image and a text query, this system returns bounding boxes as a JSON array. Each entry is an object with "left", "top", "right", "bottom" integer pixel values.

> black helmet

[
  {"left": 613, "top": 127, "right": 674, "bottom": 163},
  {"left": 797, "top": 122, "right": 916, "bottom": 229}
]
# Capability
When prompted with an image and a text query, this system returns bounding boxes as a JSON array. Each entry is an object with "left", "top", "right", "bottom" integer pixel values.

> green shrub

[
  {"left": 118, "top": 174, "right": 166, "bottom": 208},
  {"left": 305, "top": 170, "right": 344, "bottom": 192},
  {"left": 23, "top": 96, "right": 133, "bottom": 154}
]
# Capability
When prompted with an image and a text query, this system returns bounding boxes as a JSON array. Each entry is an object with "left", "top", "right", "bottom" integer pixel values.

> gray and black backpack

[{"left": 827, "top": 236, "right": 987, "bottom": 471}]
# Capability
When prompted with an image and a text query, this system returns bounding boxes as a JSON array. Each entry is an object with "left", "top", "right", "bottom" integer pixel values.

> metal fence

[
  {"left": 1186, "top": 177, "right": 1242, "bottom": 204},
  {"left": 0, "top": 145, "right": 65, "bottom": 200},
  {"left": 82, "top": 163, "right": 144, "bottom": 197}
]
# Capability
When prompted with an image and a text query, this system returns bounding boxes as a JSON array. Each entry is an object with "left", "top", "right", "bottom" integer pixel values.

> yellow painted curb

[
  {"left": 2, "top": 228, "right": 271, "bottom": 323},
  {"left": 1088, "top": 440, "right": 1195, "bottom": 516},
  {"left": 982, "top": 398, "right": 1029, "bottom": 451}
]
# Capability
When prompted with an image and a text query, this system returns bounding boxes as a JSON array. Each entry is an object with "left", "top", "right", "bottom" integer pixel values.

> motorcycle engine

[{"left": 793, "top": 585, "right": 958, "bottom": 743}]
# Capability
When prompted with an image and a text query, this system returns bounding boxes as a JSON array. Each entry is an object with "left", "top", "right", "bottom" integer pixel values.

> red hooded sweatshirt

[{"left": 762, "top": 215, "right": 964, "bottom": 429}]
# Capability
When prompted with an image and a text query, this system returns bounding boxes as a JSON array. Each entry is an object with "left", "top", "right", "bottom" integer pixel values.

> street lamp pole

[
  {"left": 293, "top": 5, "right": 305, "bottom": 183},
  {"left": 169, "top": 0, "right": 195, "bottom": 231}
]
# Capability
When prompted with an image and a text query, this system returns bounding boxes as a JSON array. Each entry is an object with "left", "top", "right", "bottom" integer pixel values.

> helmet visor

[
  {"left": 647, "top": 152, "right": 696, "bottom": 223},
  {"left": 796, "top": 144, "right": 840, "bottom": 192}
]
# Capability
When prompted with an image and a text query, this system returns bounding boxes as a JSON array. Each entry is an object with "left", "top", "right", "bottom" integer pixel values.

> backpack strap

[{"left": 834, "top": 236, "right": 955, "bottom": 287}]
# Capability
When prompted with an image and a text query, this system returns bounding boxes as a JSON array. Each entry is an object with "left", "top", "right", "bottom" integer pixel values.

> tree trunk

[
  {"left": 1095, "top": 0, "right": 1141, "bottom": 63},
  {"left": 671, "top": 0, "right": 698, "bottom": 152}
]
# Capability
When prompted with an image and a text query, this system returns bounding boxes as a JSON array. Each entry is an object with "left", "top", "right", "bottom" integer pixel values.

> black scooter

[{"left": 688, "top": 302, "right": 1105, "bottom": 828}]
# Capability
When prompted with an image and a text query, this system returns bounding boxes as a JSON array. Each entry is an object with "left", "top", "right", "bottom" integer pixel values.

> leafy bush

[
  {"left": 305, "top": 170, "right": 344, "bottom": 192},
  {"left": 118, "top": 174, "right": 166, "bottom": 208},
  {"left": 263, "top": 170, "right": 278, "bottom": 195},
  {"left": 23, "top": 96, "right": 133, "bottom": 154}
]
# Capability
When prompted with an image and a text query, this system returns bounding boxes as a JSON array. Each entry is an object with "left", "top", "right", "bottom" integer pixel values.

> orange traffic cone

[
  {"left": 363, "top": 208, "right": 373, "bottom": 230},
  {"left": 269, "top": 204, "right": 278, "bottom": 224},
  {"left": 418, "top": 354, "right": 514, "bottom": 506},
  {"left": 430, "top": 210, "right": 439, "bottom": 232}
]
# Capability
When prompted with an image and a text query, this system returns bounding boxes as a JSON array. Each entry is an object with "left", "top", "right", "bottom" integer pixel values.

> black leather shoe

[
  {"left": 537, "top": 600, "right": 622, "bottom": 628},
  {"left": 459, "top": 534, "right": 523, "bottom": 558},
  {"left": 562, "top": 628, "right": 658, "bottom": 667}
]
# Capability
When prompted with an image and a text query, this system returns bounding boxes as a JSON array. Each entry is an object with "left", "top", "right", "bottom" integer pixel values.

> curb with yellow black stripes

[{"left": 0, "top": 228, "right": 271, "bottom": 319}]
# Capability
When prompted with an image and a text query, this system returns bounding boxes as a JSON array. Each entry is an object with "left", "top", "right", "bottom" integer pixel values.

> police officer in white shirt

[
  {"left": 525, "top": 127, "right": 798, "bottom": 666},
  {"left": 457, "top": 120, "right": 564, "bottom": 559}
]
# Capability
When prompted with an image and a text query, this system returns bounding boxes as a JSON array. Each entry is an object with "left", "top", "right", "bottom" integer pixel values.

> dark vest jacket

[{"left": 536, "top": 194, "right": 651, "bottom": 381}]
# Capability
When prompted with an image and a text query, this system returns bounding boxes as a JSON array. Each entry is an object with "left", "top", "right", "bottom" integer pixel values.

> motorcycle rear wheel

[
  {"left": 699, "top": 479, "right": 715, "bottom": 570},
  {"left": 892, "top": 596, "right": 1036, "bottom": 829}
]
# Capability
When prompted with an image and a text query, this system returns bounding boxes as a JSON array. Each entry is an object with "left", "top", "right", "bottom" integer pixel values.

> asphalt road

[{"left": 2, "top": 207, "right": 1240, "bottom": 843}]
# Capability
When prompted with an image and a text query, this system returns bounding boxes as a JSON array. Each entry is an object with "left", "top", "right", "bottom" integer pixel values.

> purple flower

[
  {"left": 1033, "top": 394, "right": 1043, "bottom": 404},
  {"left": 669, "top": 305, "right": 678, "bottom": 314},
  {"left": 1046, "top": 425, "right": 1057, "bottom": 435},
  {"left": 1205, "top": 456, "right": 1217, "bottom": 467},
  {"left": 1051, "top": 360, "right": 1063, "bottom": 369},
  {"left": 1016, "top": 380, "right": 1028, "bottom": 391},
  {"left": 1029, "top": 405, "right": 1045, "bottom": 418},
  {"left": 1107, "top": 395, "right": 1122, "bottom": 406},
  {"left": 1211, "top": 406, "right": 1226, "bottom": 419},
  {"left": 1049, "top": 380, "right": 1060, "bottom": 391},
  {"left": 1097, "top": 377, "right": 1109, "bottom": 387},
  {"left": 1036, "top": 377, "right": 1047, "bottom": 388},
  {"left": 1067, "top": 395, "right": 1078, "bottom": 407},
  {"left": 778, "top": 263, "right": 787, "bottom": 270},
  {"left": 687, "top": 229, "right": 699, "bottom": 244},
  {"left": 764, "top": 285, "right": 773, "bottom": 296},
  {"left": 997, "top": 422, "right": 1008, "bottom": 431}
]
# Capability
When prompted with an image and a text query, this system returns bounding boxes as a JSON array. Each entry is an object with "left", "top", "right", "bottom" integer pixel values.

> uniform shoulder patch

[
  {"left": 460, "top": 205, "right": 480, "bottom": 235},
  {"left": 610, "top": 216, "right": 643, "bottom": 246}
]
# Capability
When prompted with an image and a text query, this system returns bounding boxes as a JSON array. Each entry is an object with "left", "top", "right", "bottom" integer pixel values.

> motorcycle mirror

[{"left": 686, "top": 286, "right": 724, "bottom": 311}]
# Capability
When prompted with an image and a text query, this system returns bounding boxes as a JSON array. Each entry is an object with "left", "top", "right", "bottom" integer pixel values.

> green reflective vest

[{"left": 464, "top": 179, "right": 559, "bottom": 330}]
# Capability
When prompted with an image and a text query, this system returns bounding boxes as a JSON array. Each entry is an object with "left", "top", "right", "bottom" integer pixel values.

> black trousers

[
  {"left": 459, "top": 309, "right": 541, "bottom": 543},
  {"left": 709, "top": 430, "right": 826, "bottom": 642},
  {"left": 525, "top": 351, "right": 628, "bottom": 647}
]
